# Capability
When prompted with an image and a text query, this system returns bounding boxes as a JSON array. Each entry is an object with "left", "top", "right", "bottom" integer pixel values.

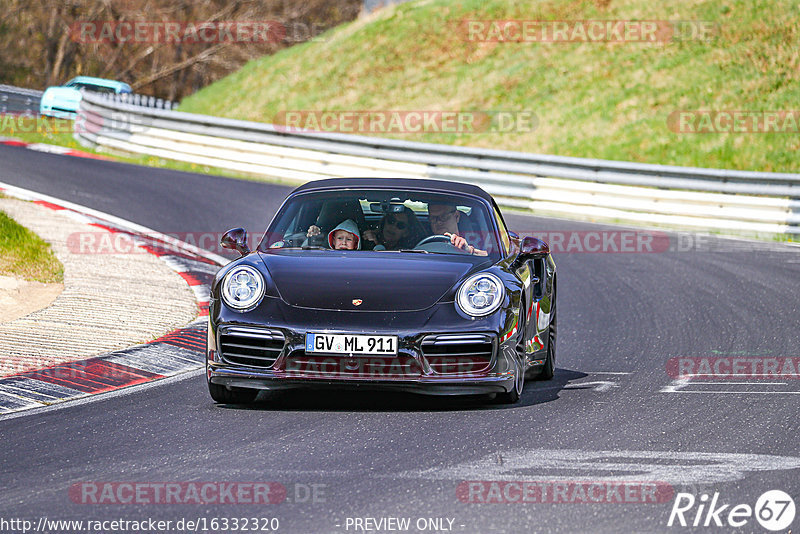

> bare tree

[{"left": 0, "top": 0, "right": 361, "bottom": 100}]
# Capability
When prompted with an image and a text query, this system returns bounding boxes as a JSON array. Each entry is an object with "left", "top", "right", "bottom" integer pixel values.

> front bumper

[
  {"left": 39, "top": 104, "right": 78, "bottom": 119},
  {"left": 207, "top": 284, "right": 532, "bottom": 396},
  {"left": 208, "top": 369, "right": 515, "bottom": 396},
  {"left": 207, "top": 305, "right": 522, "bottom": 396}
]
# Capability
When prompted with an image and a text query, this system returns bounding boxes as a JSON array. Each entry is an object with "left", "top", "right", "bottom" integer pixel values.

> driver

[{"left": 427, "top": 202, "right": 488, "bottom": 256}]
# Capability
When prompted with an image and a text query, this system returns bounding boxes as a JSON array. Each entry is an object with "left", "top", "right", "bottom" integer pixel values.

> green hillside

[{"left": 180, "top": 0, "right": 800, "bottom": 173}]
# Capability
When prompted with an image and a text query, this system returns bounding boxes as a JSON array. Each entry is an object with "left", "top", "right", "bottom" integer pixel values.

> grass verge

[{"left": 0, "top": 203, "right": 64, "bottom": 283}]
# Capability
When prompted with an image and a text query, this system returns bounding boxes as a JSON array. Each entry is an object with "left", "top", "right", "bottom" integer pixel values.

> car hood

[
  {"left": 258, "top": 250, "right": 479, "bottom": 312},
  {"left": 42, "top": 87, "right": 82, "bottom": 103}
]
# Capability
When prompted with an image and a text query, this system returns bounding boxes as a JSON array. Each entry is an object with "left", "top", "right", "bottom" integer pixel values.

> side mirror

[
  {"left": 220, "top": 228, "right": 250, "bottom": 257},
  {"left": 519, "top": 236, "right": 549, "bottom": 261}
]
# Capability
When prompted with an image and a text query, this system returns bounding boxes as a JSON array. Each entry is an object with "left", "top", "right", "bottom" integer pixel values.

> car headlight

[
  {"left": 457, "top": 273, "right": 504, "bottom": 317},
  {"left": 221, "top": 265, "right": 265, "bottom": 311}
]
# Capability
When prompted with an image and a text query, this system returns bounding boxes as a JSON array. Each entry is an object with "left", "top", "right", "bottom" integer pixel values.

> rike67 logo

[{"left": 667, "top": 490, "right": 795, "bottom": 531}]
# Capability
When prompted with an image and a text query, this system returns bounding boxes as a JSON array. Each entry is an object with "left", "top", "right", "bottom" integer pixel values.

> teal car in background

[{"left": 39, "top": 76, "right": 131, "bottom": 118}]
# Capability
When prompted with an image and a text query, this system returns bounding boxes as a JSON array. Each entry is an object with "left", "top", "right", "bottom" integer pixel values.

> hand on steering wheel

[{"left": 445, "top": 232, "right": 471, "bottom": 251}]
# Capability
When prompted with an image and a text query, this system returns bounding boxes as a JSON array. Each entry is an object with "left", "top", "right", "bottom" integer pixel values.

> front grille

[
  {"left": 421, "top": 334, "right": 494, "bottom": 374},
  {"left": 219, "top": 327, "right": 285, "bottom": 368},
  {"left": 284, "top": 351, "right": 421, "bottom": 379}
]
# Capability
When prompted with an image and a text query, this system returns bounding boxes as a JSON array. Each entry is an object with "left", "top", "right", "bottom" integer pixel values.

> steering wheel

[{"left": 414, "top": 234, "right": 453, "bottom": 248}]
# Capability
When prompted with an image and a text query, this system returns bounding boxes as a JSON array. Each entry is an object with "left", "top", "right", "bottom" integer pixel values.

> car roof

[
  {"left": 290, "top": 177, "right": 494, "bottom": 203},
  {"left": 67, "top": 76, "right": 131, "bottom": 89}
]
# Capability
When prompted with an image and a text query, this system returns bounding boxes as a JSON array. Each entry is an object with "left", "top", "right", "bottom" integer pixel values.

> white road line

[
  {"left": 682, "top": 373, "right": 800, "bottom": 378},
  {"left": 160, "top": 256, "right": 219, "bottom": 275},
  {"left": 537, "top": 380, "right": 620, "bottom": 392},
  {"left": 0, "top": 368, "right": 204, "bottom": 421},
  {"left": 662, "top": 375, "right": 800, "bottom": 394},
  {"left": 61, "top": 210, "right": 93, "bottom": 224},
  {"left": 0, "top": 384, "right": 65, "bottom": 402},
  {"left": 667, "top": 390, "right": 800, "bottom": 395},
  {"left": 0, "top": 390, "right": 43, "bottom": 410},
  {"left": 26, "top": 143, "right": 72, "bottom": 155},
  {"left": 687, "top": 381, "right": 789, "bottom": 385},
  {"left": 105, "top": 345, "right": 203, "bottom": 376},
  {"left": 1, "top": 377, "right": 83, "bottom": 398},
  {"left": 190, "top": 285, "right": 211, "bottom": 301},
  {"left": 160, "top": 256, "right": 189, "bottom": 272},
  {"left": 395, "top": 450, "right": 800, "bottom": 484},
  {"left": 0, "top": 180, "right": 228, "bottom": 265}
]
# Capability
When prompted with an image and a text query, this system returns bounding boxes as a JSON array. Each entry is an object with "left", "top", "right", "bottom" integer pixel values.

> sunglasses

[
  {"left": 385, "top": 215, "right": 407, "bottom": 230},
  {"left": 429, "top": 209, "right": 457, "bottom": 224}
]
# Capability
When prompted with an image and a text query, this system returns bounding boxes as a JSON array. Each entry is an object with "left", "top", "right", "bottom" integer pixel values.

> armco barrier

[
  {"left": 74, "top": 91, "right": 800, "bottom": 235},
  {"left": 1, "top": 85, "right": 175, "bottom": 116},
  {"left": 0, "top": 85, "right": 43, "bottom": 115}
]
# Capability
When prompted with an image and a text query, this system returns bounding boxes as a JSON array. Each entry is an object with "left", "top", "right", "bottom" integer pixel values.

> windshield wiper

[
  {"left": 397, "top": 249, "right": 459, "bottom": 255},
  {"left": 266, "top": 246, "right": 324, "bottom": 250}
]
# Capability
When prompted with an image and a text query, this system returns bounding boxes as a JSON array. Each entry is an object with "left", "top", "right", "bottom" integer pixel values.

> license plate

[{"left": 305, "top": 333, "right": 398, "bottom": 355}]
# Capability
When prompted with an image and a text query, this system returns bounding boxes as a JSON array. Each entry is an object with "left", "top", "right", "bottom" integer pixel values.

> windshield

[
  {"left": 67, "top": 82, "right": 120, "bottom": 94},
  {"left": 258, "top": 188, "right": 502, "bottom": 260}
]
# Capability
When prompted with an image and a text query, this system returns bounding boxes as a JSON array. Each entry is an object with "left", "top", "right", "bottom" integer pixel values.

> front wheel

[
  {"left": 208, "top": 382, "right": 259, "bottom": 404},
  {"left": 496, "top": 307, "right": 526, "bottom": 404},
  {"left": 536, "top": 298, "right": 556, "bottom": 381},
  {"left": 495, "top": 356, "right": 524, "bottom": 404}
]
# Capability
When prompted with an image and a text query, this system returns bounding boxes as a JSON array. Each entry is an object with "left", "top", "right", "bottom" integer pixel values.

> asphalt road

[{"left": 2, "top": 144, "right": 800, "bottom": 533}]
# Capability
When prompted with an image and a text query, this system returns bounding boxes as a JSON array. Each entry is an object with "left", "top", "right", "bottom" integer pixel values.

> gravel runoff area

[{"left": 0, "top": 197, "right": 198, "bottom": 377}]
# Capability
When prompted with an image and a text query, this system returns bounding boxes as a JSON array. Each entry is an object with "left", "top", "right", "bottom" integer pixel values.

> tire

[
  {"left": 496, "top": 356, "right": 524, "bottom": 404},
  {"left": 536, "top": 295, "right": 556, "bottom": 381},
  {"left": 496, "top": 306, "right": 526, "bottom": 404},
  {"left": 208, "top": 381, "right": 259, "bottom": 404}
]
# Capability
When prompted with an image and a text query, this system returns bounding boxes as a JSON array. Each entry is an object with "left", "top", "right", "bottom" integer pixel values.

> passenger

[
  {"left": 363, "top": 207, "right": 425, "bottom": 251},
  {"left": 306, "top": 219, "right": 361, "bottom": 250},
  {"left": 427, "top": 202, "right": 488, "bottom": 256}
]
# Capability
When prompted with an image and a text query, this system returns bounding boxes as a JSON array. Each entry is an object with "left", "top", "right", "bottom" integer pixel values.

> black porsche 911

[{"left": 206, "top": 177, "right": 556, "bottom": 404}]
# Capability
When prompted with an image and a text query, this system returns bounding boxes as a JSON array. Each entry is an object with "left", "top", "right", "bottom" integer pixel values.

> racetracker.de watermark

[
  {"left": 272, "top": 110, "right": 537, "bottom": 134},
  {"left": 284, "top": 356, "right": 429, "bottom": 378},
  {"left": 281, "top": 354, "right": 494, "bottom": 378},
  {"left": 27, "top": 360, "right": 145, "bottom": 381},
  {"left": 70, "top": 21, "right": 328, "bottom": 44},
  {"left": 526, "top": 230, "right": 671, "bottom": 253},
  {"left": 0, "top": 112, "right": 147, "bottom": 136},
  {"left": 0, "top": 114, "right": 75, "bottom": 135},
  {"left": 522, "top": 231, "right": 716, "bottom": 253},
  {"left": 64, "top": 231, "right": 718, "bottom": 255},
  {"left": 66, "top": 231, "right": 237, "bottom": 256},
  {"left": 668, "top": 110, "right": 800, "bottom": 133},
  {"left": 666, "top": 357, "right": 800, "bottom": 379},
  {"left": 68, "top": 482, "right": 327, "bottom": 504},
  {"left": 460, "top": 20, "right": 717, "bottom": 42},
  {"left": 457, "top": 481, "right": 674, "bottom": 503}
]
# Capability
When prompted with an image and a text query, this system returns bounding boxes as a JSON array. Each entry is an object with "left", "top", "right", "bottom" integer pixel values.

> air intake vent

[
  {"left": 421, "top": 334, "right": 494, "bottom": 374},
  {"left": 284, "top": 351, "right": 422, "bottom": 379},
  {"left": 219, "top": 327, "right": 285, "bottom": 368}
]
